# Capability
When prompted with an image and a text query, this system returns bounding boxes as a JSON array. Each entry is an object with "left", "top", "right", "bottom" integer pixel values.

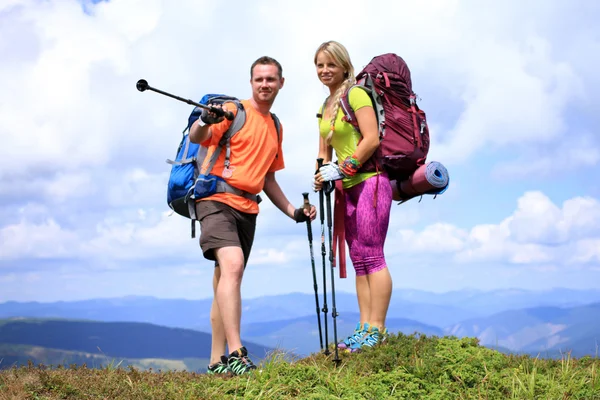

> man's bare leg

[
  {"left": 214, "top": 246, "right": 245, "bottom": 352},
  {"left": 209, "top": 266, "right": 227, "bottom": 364}
]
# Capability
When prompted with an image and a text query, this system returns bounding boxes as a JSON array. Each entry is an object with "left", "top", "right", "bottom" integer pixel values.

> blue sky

[{"left": 0, "top": 0, "right": 599, "bottom": 302}]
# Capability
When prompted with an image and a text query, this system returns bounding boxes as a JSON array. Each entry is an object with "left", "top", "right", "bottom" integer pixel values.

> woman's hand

[
  {"left": 312, "top": 174, "right": 323, "bottom": 191},
  {"left": 316, "top": 163, "right": 345, "bottom": 182}
]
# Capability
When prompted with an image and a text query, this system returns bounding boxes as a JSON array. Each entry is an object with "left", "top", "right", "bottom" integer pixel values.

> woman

[{"left": 313, "top": 41, "right": 393, "bottom": 352}]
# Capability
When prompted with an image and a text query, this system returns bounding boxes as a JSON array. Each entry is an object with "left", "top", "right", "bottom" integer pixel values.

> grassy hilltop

[{"left": 1, "top": 333, "right": 599, "bottom": 399}]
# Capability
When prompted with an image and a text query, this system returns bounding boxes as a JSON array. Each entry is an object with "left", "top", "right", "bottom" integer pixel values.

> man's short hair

[{"left": 250, "top": 56, "right": 283, "bottom": 79}]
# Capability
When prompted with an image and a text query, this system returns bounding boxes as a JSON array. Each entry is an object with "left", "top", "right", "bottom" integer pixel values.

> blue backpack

[{"left": 166, "top": 94, "right": 281, "bottom": 237}]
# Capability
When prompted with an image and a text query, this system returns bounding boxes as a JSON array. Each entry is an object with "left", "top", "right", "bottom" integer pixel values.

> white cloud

[
  {"left": 0, "top": 0, "right": 599, "bottom": 300},
  {"left": 3, "top": 0, "right": 596, "bottom": 182},
  {"left": 570, "top": 239, "right": 600, "bottom": 264},
  {"left": 509, "top": 192, "right": 600, "bottom": 245},
  {"left": 0, "top": 218, "right": 79, "bottom": 260},
  {"left": 248, "top": 248, "right": 290, "bottom": 266},
  {"left": 492, "top": 133, "right": 600, "bottom": 179},
  {"left": 388, "top": 191, "right": 600, "bottom": 267},
  {"left": 391, "top": 223, "right": 467, "bottom": 255},
  {"left": 0, "top": 207, "right": 195, "bottom": 266},
  {"left": 4, "top": 189, "right": 596, "bottom": 274}
]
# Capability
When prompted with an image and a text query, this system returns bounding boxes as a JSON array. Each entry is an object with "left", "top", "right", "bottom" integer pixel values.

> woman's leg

[
  {"left": 355, "top": 275, "right": 371, "bottom": 323},
  {"left": 344, "top": 187, "right": 371, "bottom": 325},
  {"left": 348, "top": 174, "right": 393, "bottom": 331},
  {"left": 366, "top": 267, "right": 392, "bottom": 329}
]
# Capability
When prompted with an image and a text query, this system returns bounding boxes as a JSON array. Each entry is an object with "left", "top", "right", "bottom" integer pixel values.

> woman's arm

[
  {"left": 352, "top": 105, "right": 380, "bottom": 164},
  {"left": 316, "top": 134, "right": 333, "bottom": 166},
  {"left": 313, "top": 133, "right": 333, "bottom": 190}
]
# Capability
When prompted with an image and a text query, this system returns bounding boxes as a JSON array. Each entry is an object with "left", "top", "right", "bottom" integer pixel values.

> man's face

[{"left": 250, "top": 64, "right": 284, "bottom": 105}]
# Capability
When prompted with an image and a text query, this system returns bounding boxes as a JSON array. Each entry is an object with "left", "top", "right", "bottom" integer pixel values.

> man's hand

[
  {"left": 293, "top": 205, "right": 317, "bottom": 223},
  {"left": 200, "top": 105, "right": 225, "bottom": 125}
]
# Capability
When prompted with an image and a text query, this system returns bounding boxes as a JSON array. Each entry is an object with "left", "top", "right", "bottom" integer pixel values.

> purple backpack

[{"left": 340, "top": 53, "right": 430, "bottom": 181}]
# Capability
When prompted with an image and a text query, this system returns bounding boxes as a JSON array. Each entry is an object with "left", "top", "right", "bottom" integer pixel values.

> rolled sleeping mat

[{"left": 396, "top": 161, "right": 449, "bottom": 201}]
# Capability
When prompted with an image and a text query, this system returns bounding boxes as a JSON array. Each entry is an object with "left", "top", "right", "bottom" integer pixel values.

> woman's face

[{"left": 315, "top": 51, "right": 345, "bottom": 90}]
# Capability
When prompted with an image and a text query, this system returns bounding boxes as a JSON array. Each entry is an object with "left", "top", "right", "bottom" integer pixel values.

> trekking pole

[
  {"left": 316, "top": 158, "right": 330, "bottom": 355},
  {"left": 135, "top": 79, "right": 234, "bottom": 120},
  {"left": 324, "top": 177, "right": 341, "bottom": 364},
  {"left": 302, "top": 192, "right": 324, "bottom": 351}
]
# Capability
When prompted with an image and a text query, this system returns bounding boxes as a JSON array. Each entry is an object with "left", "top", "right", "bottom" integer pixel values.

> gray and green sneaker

[
  {"left": 227, "top": 346, "right": 257, "bottom": 375},
  {"left": 207, "top": 355, "right": 229, "bottom": 375}
]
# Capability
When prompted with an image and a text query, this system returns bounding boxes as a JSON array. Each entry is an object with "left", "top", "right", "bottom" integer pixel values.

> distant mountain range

[
  {"left": 3, "top": 288, "right": 600, "bottom": 330},
  {"left": 1, "top": 288, "right": 600, "bottom": 363},
  {"left": 445, "top": 302, "right": 600, "bottom": 358},
  {"left": 0, "top": 318, "right": 273, "bottom": 371},
  {"left": 0, "top": 343, "right": 201, "bottom": 372}
]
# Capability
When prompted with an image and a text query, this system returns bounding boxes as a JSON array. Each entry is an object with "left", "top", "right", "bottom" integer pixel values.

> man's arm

[
  {"left": 263, "top": 172, "right": 296, "bottom": 220},
  {"left": 189, "top": 120, "right": 211, "bottom": 144},
  {"left": 189, "top": 102, "right": 237, "bottom": 144},
  {"left": 263, "top": 172, "right": 316, "bottom": 221}
]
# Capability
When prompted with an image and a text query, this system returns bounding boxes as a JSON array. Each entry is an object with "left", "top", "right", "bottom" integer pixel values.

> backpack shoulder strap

[
  {"left": 270, "top": 112, "right": 281, "bottom": 159},
  {"left": 340, "top": 81, "right": 384, "bottom": 137},
  {"left": 220, "top": 100, "right": 246, "bottom": 142},
  {"left": 339, "top": 84, "right": 370, "bottom": 129},
  {"left": 316, "top": 97, "right": 328, "bottom": 119},
  {"left": 204, "top": 100, "right": 246, "bottom": 175}
]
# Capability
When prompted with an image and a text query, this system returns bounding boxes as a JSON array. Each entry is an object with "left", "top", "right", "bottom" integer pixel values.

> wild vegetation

[{"left": 1, "top": 333, "right": 599, "bottom": 399}]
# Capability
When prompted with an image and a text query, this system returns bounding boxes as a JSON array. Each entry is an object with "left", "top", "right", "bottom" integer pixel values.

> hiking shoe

[
  {"left": 227, "top": 346, "right": 257, "bottom": 375},
  {"left": 349, "top": 326, "right": 388, "bottom": 353},
  {"left": 338, "top": 322, "right": 368, "bottom": 350},
  {"left": 206, "top": 355, "right": 229, "bottom": 375}
]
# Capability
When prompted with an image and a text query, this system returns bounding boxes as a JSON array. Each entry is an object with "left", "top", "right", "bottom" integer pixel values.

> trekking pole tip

[{"left": 136, "top": 79, "right": 148, "bottom": 92}]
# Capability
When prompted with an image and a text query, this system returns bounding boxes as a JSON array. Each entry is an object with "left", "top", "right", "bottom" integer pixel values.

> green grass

[{"left": 1, "top": 333, "right": 599, "bottom": 399}]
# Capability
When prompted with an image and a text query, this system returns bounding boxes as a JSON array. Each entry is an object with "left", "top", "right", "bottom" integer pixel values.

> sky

[{"left": 0, "top": 0, "right": 599, "bottom": 303}]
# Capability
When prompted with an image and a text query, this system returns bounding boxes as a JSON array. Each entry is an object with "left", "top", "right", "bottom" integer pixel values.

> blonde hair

[{"left": 314, "top": 41, "right": 356, "bottom": 144}]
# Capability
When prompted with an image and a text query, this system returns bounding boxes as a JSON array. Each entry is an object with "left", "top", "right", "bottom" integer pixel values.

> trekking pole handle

[
  {"left": 316, "top": 158, "right": 333, "bottom": 193},
  {"left": 302, "top": 192, "right": 311, "bottom": 211},
  {"left": 208, "top": 105, "right": 235, "bottom": 121},
  {"left": 302, "top": 192, "right": 313, "bottom": 241},
  {"left": 136, "top": 79, "right": 234, "bottom": 121}
]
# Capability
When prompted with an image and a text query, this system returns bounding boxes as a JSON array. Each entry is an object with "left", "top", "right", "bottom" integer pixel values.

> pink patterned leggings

[{"left": 343, "top": 174, "right": 392, "bottom": 276}]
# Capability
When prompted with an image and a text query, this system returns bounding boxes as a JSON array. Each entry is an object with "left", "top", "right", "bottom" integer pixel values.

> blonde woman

[{"left": 313, "top": 41, "right": 393, "bottom": 352}]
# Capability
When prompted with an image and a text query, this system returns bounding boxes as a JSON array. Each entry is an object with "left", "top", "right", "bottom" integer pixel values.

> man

[{"left": 189, "top": 56, "right": 316, "bottom": 375}]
